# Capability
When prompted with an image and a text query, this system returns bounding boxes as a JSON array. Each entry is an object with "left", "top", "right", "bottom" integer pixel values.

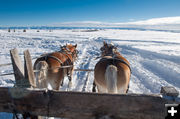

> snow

[{"left": 0, "top": 28, "right": 180, "bottom": 118}]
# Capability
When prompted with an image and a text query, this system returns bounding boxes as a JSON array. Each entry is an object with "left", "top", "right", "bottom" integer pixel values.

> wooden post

[
  {"left": 10, "top": 49, "right": 25, "bottom": 87},
  {"left": 10, "top": 49, "right": 38, "bottom": 118},
  {"left": 24, "top": 50, "right": 36, "bottom": 88},
  {"left": 10, "top": 49, "right": 36, "bottom": 88},
  {"left": 24, "top": 50, "right": 39, "bottom": 118}
]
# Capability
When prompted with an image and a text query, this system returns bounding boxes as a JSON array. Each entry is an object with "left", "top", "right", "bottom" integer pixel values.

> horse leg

[
  {"left": 67, "top": 68, "right": 74, "bottom": 88},
  {"left": 117, "top": 85, "right": 128, "bottom": 94},
  {"left": 126, "top": 84, "right": 129, "bottom": 93},
  {"left": 97, "top": 84, "right": 107, "bottom": 93},
  {"left": 92, "top": 81, "right": 96, "bottom": 92},
  {"left": 61, "top": 78, "right": 64, "bottom": 86},
  {"left": 68, "top": 75, "right": 72, "bottom": 88},
  {"left": 55, "top": 70, "right": 64, "bottom": 90}
]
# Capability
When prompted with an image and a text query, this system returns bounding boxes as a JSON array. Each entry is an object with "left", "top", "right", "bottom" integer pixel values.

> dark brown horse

[
  {"left": 34, "top": 44, "right": 78, "bottom": 90},
  {"left": 93, "top": 41, "right": 131, "bottom": 94}
]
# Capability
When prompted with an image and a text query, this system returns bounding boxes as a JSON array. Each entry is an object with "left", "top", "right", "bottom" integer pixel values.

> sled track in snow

[{"left": 118, "top": 45, "right": 180, "bottom": 93}]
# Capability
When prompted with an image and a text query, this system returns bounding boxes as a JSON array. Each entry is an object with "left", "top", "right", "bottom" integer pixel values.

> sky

[{"left": 0, "top": 0, "right": 180, "bottom": 26}]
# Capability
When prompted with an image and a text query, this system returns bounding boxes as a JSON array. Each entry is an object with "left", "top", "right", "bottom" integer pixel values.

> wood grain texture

[
  {"left": 0, "top": 87, "right": 179, "bottom": 119},
  {"left": 10, "top": 49, "right": 25, "bottom": 87},
  {"left": 24, "top": 50, "right": 36, "bottom": 88}
]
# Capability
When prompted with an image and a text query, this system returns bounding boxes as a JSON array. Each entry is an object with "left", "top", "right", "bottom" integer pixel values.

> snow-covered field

[{"left": 0, "top": 28, "right": 180, "bottom": 118}]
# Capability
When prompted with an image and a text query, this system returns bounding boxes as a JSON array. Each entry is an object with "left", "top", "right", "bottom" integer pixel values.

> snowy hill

[
  {"left": 1, "top": 16, "right": 180, "bottom": 33},
  {"left": 51, "top": 16, "right": 180, "bottom": 33}
]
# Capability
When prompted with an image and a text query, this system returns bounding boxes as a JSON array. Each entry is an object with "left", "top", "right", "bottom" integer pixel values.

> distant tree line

[{"left": 7, "top": 29, "right": 53, "bottom": 32}]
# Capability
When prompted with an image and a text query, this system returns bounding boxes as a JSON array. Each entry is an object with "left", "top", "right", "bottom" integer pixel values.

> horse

[
  {"left": 33, "top": 44, "right": 78, "bottom": 90},
  {"left": 92, "top": 41, "right": 131, "bottom": 94}
]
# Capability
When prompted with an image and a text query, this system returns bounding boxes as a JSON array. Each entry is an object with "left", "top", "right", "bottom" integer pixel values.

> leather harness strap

[
  {"left": 43, "top": 51, "right": 74, "bottom": 67},
  {"left": 101, "top": 57, "right": 131, "bottom": 73},
  {"left": 62, "top": 53, "right": 73, "bottom": 63},
  {"left": 46, "top": 55, "right": 63, "bottom": 64},
  {"left": 113, "top": 58, "right": 131, "bottom": 73}
]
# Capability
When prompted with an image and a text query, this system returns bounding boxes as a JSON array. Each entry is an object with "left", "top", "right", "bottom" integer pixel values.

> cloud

[
  {"left": 126, "top": 16, "right": 180, "bottom": 25},
  {"left": 51, "top": 16, "right": 180, "bottom": 27}
]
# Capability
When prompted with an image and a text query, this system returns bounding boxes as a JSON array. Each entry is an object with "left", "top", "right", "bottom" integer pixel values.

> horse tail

[
  {"left": 105, "top": 65, "right": 118, "bottom": 93},
  {"left": 34, "top": 61, "right": 48, "bottom": 88}
]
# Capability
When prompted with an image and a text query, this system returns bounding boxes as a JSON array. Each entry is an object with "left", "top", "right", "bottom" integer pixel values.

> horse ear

[{"left": 74, "top": 44, "right": 77, "bottom": 48}]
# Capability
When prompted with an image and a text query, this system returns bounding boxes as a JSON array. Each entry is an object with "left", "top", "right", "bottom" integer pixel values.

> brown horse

[
  {"left": 93, "top": 41, "right": 131, "bottom": 94},
  {"left": 34, "top": 44, "right": 78, "bottom": 90}
]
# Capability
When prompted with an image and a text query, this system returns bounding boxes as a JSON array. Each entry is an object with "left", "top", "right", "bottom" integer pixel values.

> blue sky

[{"left": 0, "top": 0, "right": 180, "bottom": 26}]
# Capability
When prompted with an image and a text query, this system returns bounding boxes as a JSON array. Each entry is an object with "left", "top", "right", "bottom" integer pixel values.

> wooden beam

[
  {"left": 24, "top": 50, "right": 36, "bottom": 88},
  {"left": 10, "top": 49, "right": 25, "bottom": 87},
  {"left": 0, "top": 87, "right": 179, "bottom": 119}
]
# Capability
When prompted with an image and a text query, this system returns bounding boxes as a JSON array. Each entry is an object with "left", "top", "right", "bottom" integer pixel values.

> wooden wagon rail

[{"left": 0, "top": 87, "right": 179, "bottom": 119}]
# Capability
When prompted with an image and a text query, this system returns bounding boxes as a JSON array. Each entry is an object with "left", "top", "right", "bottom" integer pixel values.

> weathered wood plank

[
  {"left": 0, "top": 87, "right": 179, "bottom": 119},
  {"left": 10, "top": 49, "right": 25, "bottom": 87},
  {"left": 24, "top": 50, "right": 36, "bottom": 88}
]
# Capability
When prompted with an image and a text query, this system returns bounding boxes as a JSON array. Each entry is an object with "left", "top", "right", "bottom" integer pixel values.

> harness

[
  {"left": 39, "top": 47, "right": 77, "bottom": 66},
  {"left": 45, "top": 55, "right": 63, "bottom": 64},
  {"left": 101, "top": 57, "right": 131, "bottom": 73}
]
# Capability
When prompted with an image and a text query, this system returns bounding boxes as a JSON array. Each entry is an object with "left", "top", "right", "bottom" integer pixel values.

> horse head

[
  {"left": 61, "top": 44, "right": 78, "bottom": 61},
  {"left": 100, "top": 41, "right": 117, "bottom": 57}
]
